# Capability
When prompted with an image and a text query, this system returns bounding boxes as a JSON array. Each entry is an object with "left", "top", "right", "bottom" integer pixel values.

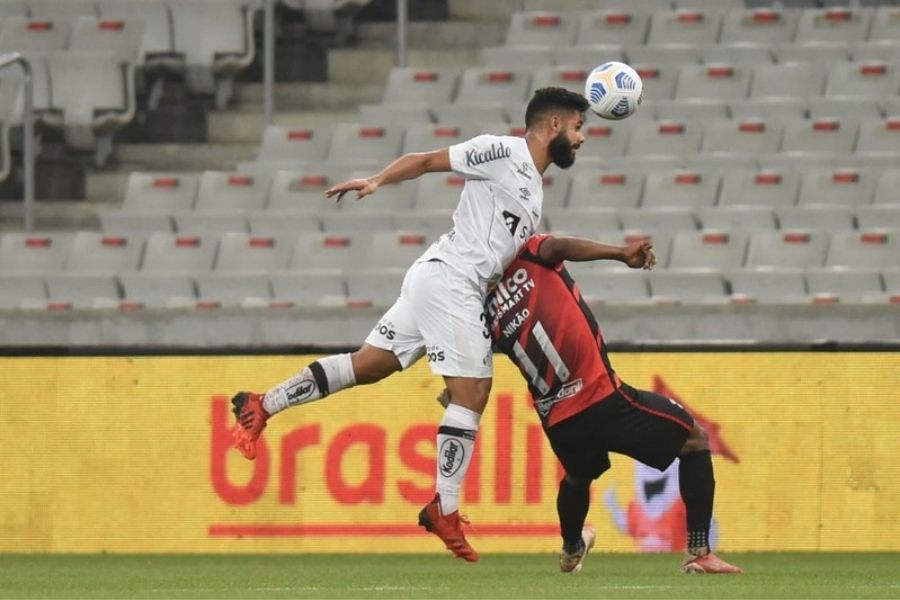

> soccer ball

[{"left": 584, "top": 62, "right": 643, "bottom": 120}]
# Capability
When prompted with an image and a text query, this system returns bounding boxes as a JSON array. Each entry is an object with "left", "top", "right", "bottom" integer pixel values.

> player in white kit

[{"left": 231, "top": 87, "right": 590, "bottom": 561}]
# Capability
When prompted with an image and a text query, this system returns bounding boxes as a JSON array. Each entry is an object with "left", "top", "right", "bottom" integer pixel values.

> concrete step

[
  {"left": 208, "top": 109, "right": 358, "bottom": 144},
  {"left": 328, "top": 47, "right": 483, "bottom": 84},
  {"left": 0, "top": 200, "right": 99, "bottom": 232},
  {"left": 112, "top": 143, "right": 257, "bottom": 173},
  {"left": 355, "top": 20, "right": 506, "bottom": 49},
  {"left": 232, "top": 82, "right": 383, "bottom": 110}
]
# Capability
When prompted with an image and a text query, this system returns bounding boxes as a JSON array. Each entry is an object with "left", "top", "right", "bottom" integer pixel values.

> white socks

[
  {"left": 436, "top": 403, "right": 481, "bottom": 515},
  {"left": 263, "top": 353, "right": 357, "bottom": 415}
]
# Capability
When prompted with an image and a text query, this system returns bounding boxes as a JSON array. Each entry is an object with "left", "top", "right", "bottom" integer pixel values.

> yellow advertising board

[{"left": 1, "top": 353, "right": 898, "bottom": 553}]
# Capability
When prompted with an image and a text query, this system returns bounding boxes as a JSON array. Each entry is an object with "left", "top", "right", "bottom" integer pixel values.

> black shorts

[{"left": 545, "top": 382, "right": 694, "bottom": 480}]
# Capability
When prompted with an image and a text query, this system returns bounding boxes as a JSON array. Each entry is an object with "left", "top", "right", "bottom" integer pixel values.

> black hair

[{"left": 525, "top": 86, "right": 590, "bottom": 128}]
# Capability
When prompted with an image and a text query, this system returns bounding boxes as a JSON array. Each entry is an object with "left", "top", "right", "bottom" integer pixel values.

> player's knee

[{"left": 351, "top": 346, "right": 402, "bottom": 384}]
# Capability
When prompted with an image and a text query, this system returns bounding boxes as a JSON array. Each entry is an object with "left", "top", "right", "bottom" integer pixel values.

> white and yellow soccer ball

[{"left": 584, "top": 61, "right": 643, "bottom": 120}]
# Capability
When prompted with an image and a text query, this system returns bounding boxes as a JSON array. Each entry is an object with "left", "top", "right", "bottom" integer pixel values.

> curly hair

[{"left": 525, "top": 86, "right": 590, "bottom": 128}]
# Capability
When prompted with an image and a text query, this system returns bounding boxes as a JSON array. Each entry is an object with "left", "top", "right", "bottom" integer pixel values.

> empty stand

[
  {"left": 857, "top": 205, "right": 900, "bottom": 230},
  {"left": 141, "top": 233, "right": 218, "bottom": 273},
  {"left": 505, "top": 11, "right": 578, "bottom": 46},
  {"left": 746, "top": 230, "right": 829, "bottom": 268},
  {"left": 290, "top": 233, "right": 363, "bottom": 271},
  {"left": 619, "top": 207, "right": 697, "bottom": 232},
  {"left": 414, "top": 174, "right": 467, "bottom": 211},
  {"left": 327, "top": 123, "right": 404, "bottom": 166},
  {"left": 194, "top": 171, "right": 269, "bottom": 211},
  {"left": 0, "top": 233, "right": 70, "bottom": 273},
  {"left": 825, "top": 61, "right": 900, "bottom": 99},
  {"left": 194, "top": 273, "right": 271, "bottom": 307},
  {"left": 257, "top": 125, "right": 332, "bottom": 164},
  {"left": 174, "top": 210, "right": 248, "bottom": 234},
  {"left": 627, "top": 120, "right": 703, "bottom": 156},
  {"left": 856, "top": 117, "right": 900, "bottom": 159},
  {"left": 675, "top": 63, "right": 752, "bottom": 101},
  {"left": 345, "top": 268, "right": 406, "bottom": 306},
  {"left": 122, "top": 172, "right": 199, "bottom": 211},
  {"left": 569, "top": 170, "right": 643, "bottom": 210},
  {"left": 576, "top": 10, "right": 651, "bottom": 47},
  {"left": 727, "top": 267, "right": 808, "bottom": 303},
  {"left": 572, "top": 271, "right": 649, "bottom": 303},
  {"left": 545, "top": 208, "right": 621, "bottom": 236},
  {"left": 701, "top": 118, "right": 783, "bottom": 155},
  {"left": 403, "top": 124, "right": 466, "bottom": 153},
  {"left": 380, "top": 67, "right": 459, "bottom": 106},
  {"left": 119, "top": 272, "right": 196, "bottom": 308},
  {"left": 794, "top": 6, "right": 872, "bottom": 44},
  {"left": 0, "top": 274, "right": 45, "bottom": 308},
  {"left": 806, "top": 267, "right": 883, "bottom": 301},
  {"left": 99, "top": 210, "right": 175, "bottom": 234},
  {"left": 65, "top": 232, "right": 144, "bottom": 273},
  {"left": 777, "top": 206, "right": 855, "bottom": 232},
  {"left": 826, "top": 230, "right": 900, "bottom": 268},
  {"left": 45, "top": 273, "right": 120, "bottom": 308},
  {"left": 668, "top": 230, "right": 748, "bottom": 270},
  {"left": 647, "top": 9, "right": 722, "bottom": 46},
  {"left": 719, "top": 7, "right": 799, "bottom": 45},
  {"left": 271, "top": 270, "right": 347, "bottom": 307},
  {"left": 268, "top": 171, "right": 341, "bottom": 212},
  {"left": 797, "top": 168, "right": 876, "bottom": 207},
  {"left": 456, "top": 68, "right": 531, "bottom": 105},
  {"left": 68, "top": 17, "right": 146, "bottom": 63},
  {"left": 641, "top": 169, "right": 720, "bottom": 208},
  {"left": 780, "top": 118, "right": 860, "bottom": 157},
  {"left": 648, "top": 269, "right": 728, "bottom": 303},
  {"left": 698, "top": 206, "right": 777, "bottom": 231},
  {"left": 749, "top": 62, "right": 828, "bottom": 99},
  {"left": 0, "top": 17, "right": 69, "bottom": 53},
  {"left": 214, "top": 233, "right": 292, "bottom": 272},
  {"left": 483, "top": 46, "right": 555, "bottom": 69}
]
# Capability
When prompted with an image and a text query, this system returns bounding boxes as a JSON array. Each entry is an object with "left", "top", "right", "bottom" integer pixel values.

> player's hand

[
  {"left": 622, "top": 240, "right": 656, "bottom": 270},
  {"left": 325, "top": 177, "right": 379, "bottom": 202},
  {"left": 436, "top": 388, "right": 451, "bottom": 409}
]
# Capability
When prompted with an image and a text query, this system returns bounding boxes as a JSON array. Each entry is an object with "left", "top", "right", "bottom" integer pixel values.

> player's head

[{"left": 525, "top": 87, "right": 589, "bottom": 169}]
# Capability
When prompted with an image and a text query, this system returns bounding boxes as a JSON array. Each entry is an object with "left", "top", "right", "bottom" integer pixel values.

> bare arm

[
  {"left": 538, "top": 235, "right": 656, "bottom": 270},
  {"left": 325, "top": 149, "right": 451, "bottom": 202}
]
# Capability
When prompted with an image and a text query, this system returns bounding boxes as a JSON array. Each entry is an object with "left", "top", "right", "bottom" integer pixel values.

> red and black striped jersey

[{"left": 486, "top": 234, "right": 619, "bottom": 427}]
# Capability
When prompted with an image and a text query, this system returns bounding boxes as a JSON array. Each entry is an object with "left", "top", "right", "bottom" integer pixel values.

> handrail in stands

[
  {"left": 0, "top": 52, "right": 35, "bottom": 233},
  {"left": 264, "top": 0, "right": 275, "bottom": 125}
]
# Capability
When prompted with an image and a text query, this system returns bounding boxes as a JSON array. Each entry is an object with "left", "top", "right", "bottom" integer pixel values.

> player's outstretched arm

[
  {"left": 538, "top": 235, "right": 656, "bottom": 270},
  {"left": 325, "top": 148, "right": 451, "bottom": 202}
]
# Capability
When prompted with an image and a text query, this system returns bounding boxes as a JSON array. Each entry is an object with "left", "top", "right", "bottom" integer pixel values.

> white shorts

[{"left": 364, "top": 260, "right": 493, "bottom": 379}]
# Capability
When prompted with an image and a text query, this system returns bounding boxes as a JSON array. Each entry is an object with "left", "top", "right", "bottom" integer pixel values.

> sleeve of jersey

[
  {"left": 522, "top": 234, "right": 562, "bottom": 269},
  {"left": 448, "top": 134, "right": 503, "bottom": 181}
]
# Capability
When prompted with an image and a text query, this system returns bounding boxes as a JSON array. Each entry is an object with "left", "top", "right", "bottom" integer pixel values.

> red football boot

[
  {"left": 418, "top": 494, "right": 479, "bottom": 562},
  {"left": 682, "top": 552, "right": 743, "bottom": 574},
  {"left": 231, "top": 391, "right": 269, "bottom": 460}
]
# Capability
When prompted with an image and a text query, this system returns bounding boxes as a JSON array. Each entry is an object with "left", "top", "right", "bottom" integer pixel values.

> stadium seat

[
  {"left": 248, "top": 210, "right": 321, "bottom": 235},
  {"left": 403, "top": 124, "right": 466, "bottom": 153},
  {"left": 195, "top": 171, "right": 270, "bottom": 211},
  {"left": 327, "top": 123, "right": 404, "bottom": 166},
  {"left": 345, "top": 268, "right": 406, "bottom": 306},
  {"left": 544, "top": 208, "right": 621, "bottom": 235},
  {"left": 541, "top": 172, "right": 571, "bottom": 209},
  {"left": 773, "top": 41, "right": 853, "bottom": 64},
  {"left": 174, "top": 210, "right": 248, "bottom": 234},
  {"left": 698, "top": 206, "right": 777, "bottom": 231},
  {"left": 627, "top": 120, "right": 703, "bottom": 157},
  {"left": 883, "top": 266, "right": 900, "bottom": 292},
  {"left": 668, "top": 230, "right": 748, "bottom": 270},
  {"left": 749, "top": 62, "right": 828, "bottom": 100},
  {"left": 825, "top": 61, "right": 900, "bottom": 99},
  {"left": 268, "top": 171, "right": 342, "bottom": 212},
  {"left": 575, "top": 10, "right": 651, "bottom": 47},
  {"left": 270, "top": 270, "right": 347, "bottom": 307},
  {"left": 777, "top": 206, "right": 855, "bottom": 232},
  {"left": 718, "top": 7, "right": 799, "bottom": 45},
  {"left": 170, "top": 0, "right": 257, "bottom": 108},
  {"left": 641, "top": 169, "right": 720, "bottom": 209},
  {"left": 627, "top": 63, "right": 680, "bottom": 100},
  {"left": 616, "top": 231, "right": 674, "bottom": 269},
  {"left": 432, "top": 103, "right": 508, "bottom": 125},
  {"left": 571, "top": 271, "right": 650, "bottom": 303},
  {"left": 730, "top": 98, "right": 808, "bottom": 121},
  {"left": 646, "top": 9, "right": 722, "bottom": 46},
  {"left": 505, "top": 11, "right": 578, "bottom": 46},
  {"left": 320, "top": 211, "right": 394, "bottom": 234},
  {"left": 746, "top": 230, "right": 829, "bottom": 268},
  {"left": 619, "top": 207, "right": 698, "bottom": 232},
  {"left": 141, "top": 233, "right": 218, "bottom": 273},
  {"left": 68, "top": 17, "right": 146, "bottom": 63},
  {"left": 794, "top": 7, "right": 872, "bottom": 45},
  {"left": 414, "top": 174, "right": 467, "bottom": 211},
  {"left": 856, "top": 117, "right": 900, "bottom": 160},
  {"left": 0, "top": 274, "right": 46, "bottom": 308},
  {"left": 701, "top": 118, "right": 783, "bottom": 156},
  {"left": 727, "top": 267, "right": 808, "bottom": 303},
  {"left": 698, "top": 43, "right": 774, "bottom": 65},
  {"left": 850, "top": 40, "right": 900, "bottom": 63},
  {"left": 647, "top": 269, "right": 728, "bottom": 303},
  {"left": 805, "top": 266, "right": 883, "bottom": 301},
  {"left": 857, "top": 205, "right": 900, "bottom": 230},
  {"left": 45, "top": 52, "right": 136, "bottom": 166},
  {"left": 257, "top": 125, "right": 332, "bottom": 164},
  {"left": 624, "top": 44, "right": 702, "bottom": 66},
  {"left": 0, "top": 233, "right": 71, "bottom": 274},
  {"left": 65, "top": 232, "right": 144, "bottom": 274},
  {"left": 289, "top": 233, "right": 364, "bottom": 271},
  {"left": 99, "top": 210, "right": 175, "bottom": 234},
  {"left": 553, "top": 45, "right": 625, "bottom": 71},
  {"left": 780, "top": 118, "right": 860, "bottom": 157},
  {"left": 456, "top": 68, "right": 531, "bottom": 105},
  {"left": 96, "top": 0, "right": 179, "bottom": 70},
  {"left": 571, "top": 121, "right": 633, "bottom": 160},
  {"left": 530, "top": 66, "right": 591, "bottom": 96},
  {"left": 29, "top": 0, "right": 97, "bottom": 20},
  {"left": 122, "top": 172, "right": 199, "bottom": 211},
  {"left": 214, "top": 232, "right": 292, "bottom": 272},
  {"left": 675, "top": 64, "right": 752, "bottom": 101},
  {"left": 568, "top": 170, "right": 643, "bottom": 210},
  {"left": 654, "top": 98, "right": 729, "bottom": 121},
  {"left": 359, "top": 103, "right": 431, "bottom": 125},
  {"left": 44, "top": 274, "right": 120, "bottom": 309},
  {"left": 119, "top": 272, "right": 196, "bottom": 308},
  {"left": 825, "top": 230, "right": 900, "bottom": 268},
  {"left": 0, "top": 17, "right": 69, "bottom": 53},
  {"left": 0, "top": 1, "right": 26, "bottom": 18},
  {"left": 482, "top": 46, "right": 555, "bottom": 69},
  {"left": 874, "top": 168, "right": 900, "bottom": 205},
  {"left": 796, "top": 168, "right": 876, "bottom": 207},
  {"left": 364, "top": 231, "right": 429, "bottom": 268},
  {"left": 193, "top": 273, "right": 271, "bottom": 307},
  {"left": 393, "top": 210, "right": 454, "bottom": 240},
  {"left": 379, "top": 67, "right": 460, "bottom": 108},
  {"left": 868, "top": 6, "right": 900, "bottom": 43},
  {"left": 807, "top": 98, "right": 883, "bottom": 121}
]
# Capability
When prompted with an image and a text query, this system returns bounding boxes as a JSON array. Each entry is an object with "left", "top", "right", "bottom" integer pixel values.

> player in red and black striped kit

[{"left": 446, "top": 233, "right": 742, "bottom": 574}]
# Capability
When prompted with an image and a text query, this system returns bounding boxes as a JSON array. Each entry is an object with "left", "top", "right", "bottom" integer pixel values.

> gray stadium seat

[
  {"left": 0, "top": 17, "right": 68, "bottom": 53},
  {"left": 0, "top": 1, "right": 26, "bottom": 18},
  {"left": 174, "top": 210, "right": 248, "bottom": 234},
  {"left": 699, "top": 43, "right": 774, "bottom": 65},
  {"left": 617, "top": 231, "right": 674, "bottom": 270},
  {"left": 647, "top": 269, "right": 728, "bottom": 303},
  {"left": 380, "top": 67, "right": 460, "bottom": 106},
  {"left": 619, "top": 207, "right": 697, "bottom": 232},
  {"left": 869, "top": 6, "right": 900, "bottom": 43},
  {"left": 851, "top": 41, "right": 900, "bottom": 63},
  {"left": 746, "top": 230, "right": 829, "bottom": 268},
  {"left": 797, "top": 168, "right": 876, "bottom": 207},
  {"left": 541, "top": 171, "right": 571, "bottom": 209},
  {"left": 857, "top": 205, "right": 900, "bottom": 230},
  {"left": 0, "top": 233, "right": 71, "bottom": 273},
  {"left": 628, "top": 63, "right": 680, "bottom": 100},
  {"left": 856, "top": 117, "right": 900, "bottom": 159},
  {"left": 214, "top": 232, "right": 292, "bottom": 272},
  {"left": 749, "top": 62, "right": 828, "bottom": 100},
  {"left": 45, "top": 274, "right": 120, "bottom": 309},
  {"left": 825, "top": 229, "right": 900, "bottom": 268},
  {"left": 248, "top": 210, "right": 321, "bottom": 235},
  {"left": 28, "top": 0, "right": 97, "bottom": 21},
  {"left": 874, "top": 168, "right": 900, "bottom": 205},
  {"left": 321, "top": 211, "right": 394, "bottom": 234},
  {"left": 624, "top": 43, "right": 702, "bottom": 66},
  {"left": 361, "top": 231, "right": 428, "bottom": 268},
  {"left": 646, "top": 9, "right": 722, "bottom": 46},
  {"left": 268, "top": 171, "right": 340, "bottom": 212},
  {"left": 727, "top": 267, "right": 808, "bottom": 303},
  {"left": 675, "top": 63, "right": 752, "bottom": 101},
  {"left": 289, "top": 233, "right": 362, "bottom": 271},
  {"left": 627, "top": 120, "right": 703, "bottom": 157},
  {"left": 141, "top": 232, "right": 218, "bottom": 273},
  {"left": 96, "top": 0, "right": 178, "bottom": 71},
  {"left": 544, "top": 208, "right": 621, "bottom": 235},
  {"left": 119, "top": 272, "right": 196, "bottom": 308},
  {"left": 575, "top": 10, "right": 651, "bottom": 47},
  {"left": 653, "top": 98, "right": 729, "bottom": 121},
  {"left": 393, "top": 210, "right": 454, "bottom": 240},
  {"left": 571, "top": 121, "right": 633, "bottom": 160},
  {"left": 195, "top": 171, "right": 270, "bottom": 211},
  {"left": 530, "top": 66, "right": 591, "bottom": 96},
  {"left": 270, "top": 269, "right": 347, "bottom": 307},
  {"left": 730, "top": 98, "right": 808, "bottom": 120},
  {"left": 554, "top": 45, "right": 625, "bottom": 71},
  {"left": 571, "top": 271, "right": 649, "bottom": 303},
  {"left": 569, "top": 170, "right": 643, "bottom": 210},
  {"left": 345, "top": 268, "right": 406, "bottom": 306},
  {"left": 807, "top": 98, "right": 883, "bottom": 121},
  {"left": 68, "top": 17, "right": 146, "bottom": 63},
  {"left": 456, "top": 68, "right": 531, "bottom": 105},
  {"left": 359, "top": 103, "right": 431, "bottom": 125},
  {"left": 505, "top": 11, "right": 578, "bottom": 46},
  {"left": 414, "top": 174, "right": 466, "bottom": 211},
  {"left": 641, "top": 169, "right": 720, "bottom": 209},
  {"left": 327, "top": 123, "right": 404, "bottom": 166},
  {"left": 45, "top": 52, "right": 136, "bottom": 166},
  {"left": 883, "top": 266, "right": 900, "bottom": 292},
  {"left": 123, "top": 172, "right": 199, "bottom": 211},
  {"left": 773, "top": 41, "right": 853, "bottom": 64},
  {"left": 805, "top": 266, "right": 883, "bottom": 301},
  {"left": 668, "top": 230, "right": 748, "bottom": 269},
  {"left": 483, "top": 46, "right": 555, "bottom": 69},
  {"left": 194, "top": 273, "right": 271, "bottom": 307},
  {"left": 170, "top": 0, "right": 257, "bottom": 108},
  {"left": 257, "top": 125, "right": 332, "bottom": 164},
  {"left": 794, "top": 7, "right": 872, "bottom": 44},
  {"left": 403, "top": 124, "right": 466, "bottom": 153},
  {"left": 701, "top": 118, "right": 783, "bottom": 156},
  {"left": 0, "top": 274, "right": 45, "bottom": 308},
  {"left": 65, "top": 232, "right": 144, "bottom": 274},
  {"left": 433, "top": 103, "right": 508, "bottom": 125},
  {"left": 780, "top": 118, "right": 859, "bottom": 157},
  {"left": 99, "top": 210, "right": 175, "bottom": 234},
  {"left": 718, "top": 7, "right": 799, "bottom": 45},
  {"left": 698, "top": 206, "right": 777, "bottom": 231},
  {"left": 825, "top": 61, "right": 900, "bottom": 99},
  {"left": 777, "top": 206, "right": 855, "bottom": 232}
]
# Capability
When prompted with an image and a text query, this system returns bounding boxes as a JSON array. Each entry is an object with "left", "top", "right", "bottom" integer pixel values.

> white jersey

[{"left": 417, "top": 134, "right": 544, "bottom": 290}]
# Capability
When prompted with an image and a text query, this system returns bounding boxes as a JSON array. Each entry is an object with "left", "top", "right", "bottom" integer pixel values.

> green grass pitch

[{"left": 1, "top": 553, "right": 898, "bottom": 599}]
